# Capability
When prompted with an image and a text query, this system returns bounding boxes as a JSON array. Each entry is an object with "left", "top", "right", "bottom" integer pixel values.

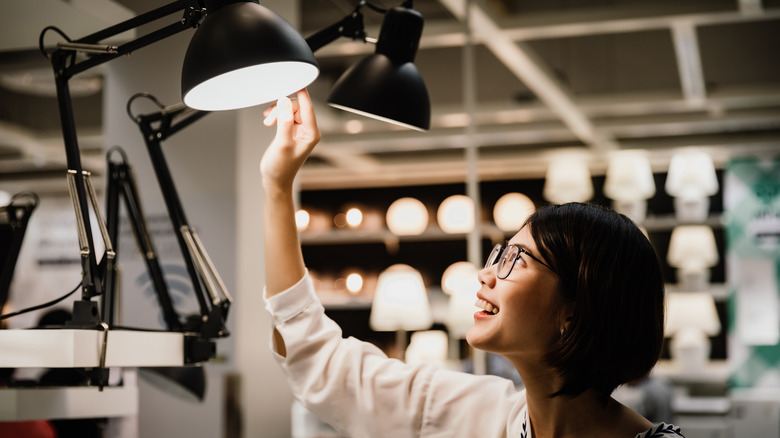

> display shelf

[
  {"left": 652, "top": 360, "right": 731, "bottom": 385},
  {"left": 642, "top": 213, "right": 724, "bottom": 232},
  {"left": 299, "top": 213, "right": 724, "bottom": 246},
  {"left": 0, "top": 384, "right": 138, "bottom": 421},
  {"left": 0, "top": 329, "right": 186, "bottom": 368},
  {"left": 300, "top": 224, "right": 506, "bottom": 246}
]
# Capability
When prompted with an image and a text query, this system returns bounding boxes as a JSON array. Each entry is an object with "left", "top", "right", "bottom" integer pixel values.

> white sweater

[{"left": 264, "top": 271, "right": 684, "bottom": 438}]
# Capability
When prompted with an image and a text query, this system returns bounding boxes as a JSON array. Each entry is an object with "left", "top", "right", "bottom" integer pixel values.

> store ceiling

[{"left": 1, "top": 0, "right": 779, "bottom": 192}]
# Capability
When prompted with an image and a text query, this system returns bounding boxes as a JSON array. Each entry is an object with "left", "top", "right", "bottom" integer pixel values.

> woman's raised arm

[{"left": 260, "top": 89, "right": 320, "bottom": 298}]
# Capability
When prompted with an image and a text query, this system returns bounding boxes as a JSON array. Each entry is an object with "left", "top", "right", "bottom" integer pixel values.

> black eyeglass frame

[{"left": 484, "top": 243, "right": 557, "bottom": 279}]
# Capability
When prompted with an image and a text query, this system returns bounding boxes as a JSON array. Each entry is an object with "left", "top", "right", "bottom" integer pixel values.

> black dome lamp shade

[
  {"left": 327, "top": 5, "right": 430, "bottom": 131},
  {"left": 181, "top": 0, "right": 319, "bottom": 111}
]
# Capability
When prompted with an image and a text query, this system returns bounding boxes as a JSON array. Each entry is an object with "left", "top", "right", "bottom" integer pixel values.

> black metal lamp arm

[
  {"left": 40, "top": 0, "right": 206, "bottom": 327},
  {"left": 127, "top": 94, "right": 229, "bottom": 340}
]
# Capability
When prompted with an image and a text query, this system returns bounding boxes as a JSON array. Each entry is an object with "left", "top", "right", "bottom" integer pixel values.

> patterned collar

[{"left": 517, "top": 406, "right": 684, "bottom": 438}]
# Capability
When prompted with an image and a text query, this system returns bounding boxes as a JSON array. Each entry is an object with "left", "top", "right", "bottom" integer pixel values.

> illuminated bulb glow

[
  {"left": 184, "top": 62, "right": 319, "bottom": 111},
  {"left": 493, "top": 193, "right": 535, "bottom": 232},
  {"left": 370, "top": 264, "right": 432, "bottom": 331},
  {"left": 437, "top": 195, "right": 475, "bottom": 234},
  {"left": 346, "top": 208, "right": 363, "bottom": 228},
  {"left": 345, "top": 273, "right": 363, "bottom": 294},
  {"left": 441, "top": 262, "right": 480, "bottom": 296},
  {"left": 386, "top": 197, "right": 428, "bottom": 236},
  {"left": 295, "top": 209, "right": 310, "bottom": 231}
]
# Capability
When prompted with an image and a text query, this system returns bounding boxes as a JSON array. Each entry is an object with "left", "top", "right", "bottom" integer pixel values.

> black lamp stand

[{"left": 43, "top": 0, "right": 206, "bottom": 328}]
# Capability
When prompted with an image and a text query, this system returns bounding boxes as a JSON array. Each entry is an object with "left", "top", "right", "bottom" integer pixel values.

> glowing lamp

[
  {"left": 437, "top": 195, "right": 475, "bottom": 234},
  {"left": 386, "top": 198, "right": 428, "bottom": 236},
  {"left": 493, "top": 193, "right": 535, "bottom": 232}
]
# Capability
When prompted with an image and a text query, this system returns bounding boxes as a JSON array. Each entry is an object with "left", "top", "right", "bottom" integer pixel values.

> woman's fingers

[
  {"left": 296, "top": 89, "right": 316, "bottom": 127},
  {"left": 274, "top": 96, "right": 295, "bottom": 141},
  {"left": 263, "top": 106, "right": 277, "bottom": 126}
]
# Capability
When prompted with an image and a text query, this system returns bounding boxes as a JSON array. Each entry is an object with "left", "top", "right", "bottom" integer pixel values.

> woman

[{"left": 260, "top": 89, "right": 684, "bottom": 438}]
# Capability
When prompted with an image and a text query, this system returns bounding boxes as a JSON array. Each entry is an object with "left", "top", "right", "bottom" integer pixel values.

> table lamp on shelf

[
  {"left": 665, "top": 291, "right": 721, "bottom": 372},
  {"left": 386, "top": 198, "right": 429, "bottom": 236},
  {"left": 543, "top": 155, "right": 594, "bottom": 204},
  {"left": 665, "top": 150, "right": 718, "bottom": 223},
  {"left": 404, "top": 330, "right": 448, "bottom": 367},
  {"left": 369, "top": 264, "right": 433, "bottom": 359},
  {"left": 437, "top": 195, "right": 475, "bottom": 234},
  {"left": 493, "top": 192, "right": 535, "bottom": 233},
  {"left": 603, "top": 150, "right": 656, "bottom": 223},
  {"left": 667, "top": 225, "right": 719, "bottom": 291},
  {"left": 441, "top": 262, "right": 480, "bottom": 340}
]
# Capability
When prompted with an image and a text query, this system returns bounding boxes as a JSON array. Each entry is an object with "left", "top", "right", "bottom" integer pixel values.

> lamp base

[
  {"left": 613, "top": 199, "right": 648, "bottom": 223},
  {"left": 670, "top": 327, "right": 711, "bottom": 373},
  {"left": 64, "top": 300, "right": 102, "bottom": 328},
  {"left": 674, "top": 196, "right": 710, "bottom": 223}
]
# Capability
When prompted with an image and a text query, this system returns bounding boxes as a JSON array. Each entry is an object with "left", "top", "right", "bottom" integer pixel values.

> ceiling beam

[
  {"left": 313, "top": 6, "right": 780, "bottom": 58},
  {"left": 437, "top": 0, "right": 617, "bottom": 153},
  {"left": 671, "top": 21, "right": 707, "bottom": 105}
]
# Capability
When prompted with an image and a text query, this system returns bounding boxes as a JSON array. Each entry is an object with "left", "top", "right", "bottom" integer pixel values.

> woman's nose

[{"left": 477, "top": 265, "right": 495, "bottom": 287}]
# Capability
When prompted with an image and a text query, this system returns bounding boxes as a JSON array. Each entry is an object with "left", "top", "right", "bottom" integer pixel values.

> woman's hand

[{"left": 260, "top": 88, "right": 320, "bottom": 192}]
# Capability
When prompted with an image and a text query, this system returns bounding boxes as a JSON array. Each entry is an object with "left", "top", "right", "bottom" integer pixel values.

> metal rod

[
  {"left": 191, "top": 230, "right": 232, "bottom": 303},
  {"left": 181, "top": 225, "right": 221, "bottom": 305},
  {"left": 66, "top": 170, "right": 90, "bottom": 257},
  {"left": 84, "top": 171, "right": 116, "bottom": 260}
]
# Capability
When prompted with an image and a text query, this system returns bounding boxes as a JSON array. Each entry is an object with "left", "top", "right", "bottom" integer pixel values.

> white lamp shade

[
  {"left": 665, "top": 150, "right": 719, "bottom": 198},
  {"left": 441, "top": 262, "right": 480, "bottom": 338},
  {"left": 370, "top": 264, "right": 433, "bottom": 331},
  {"left": 493, "top": 193, "right": 535, "bottom": 232},
  {"left": 665, "top": 291, "right": 721, "bottom": 336},
  {"left": 603, "top": 150, "right": 656, "bottom": 201},
  {"left": 404, "top": 330, "right": 448, "bottom": 366},
  {"left": 441, "top": 262, "right": 480, "bottom": 296},
  {"left": 543, "top": 158, "right": 593, "bottom": 203},
  {"left": 437, "top": 195, "right": 475, "bottom": 234},
  {"left": 667, "top": 225, "right": 719, "bottom": 270},
  {"left": 386, "top": 198, "right": 429, "bottom": 236}
]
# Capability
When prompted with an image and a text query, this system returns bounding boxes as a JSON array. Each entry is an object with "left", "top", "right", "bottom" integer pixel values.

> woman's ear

[{"left": 558, "top": 303, "right": 574, "bottom": 332}]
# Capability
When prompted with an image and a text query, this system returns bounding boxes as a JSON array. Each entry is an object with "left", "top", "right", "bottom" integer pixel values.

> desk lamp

[
  {"left": 41, "top": 0, "right": 316, "bottom": 328},
  {"left": 0, "top": 193, "right": 39, "bottom": 314},
  {"left": 322, "top": 1, "right": 430, "bottom": 131},
  {"left": 43, "top": 0, "right": 429, "bottom": 330}
]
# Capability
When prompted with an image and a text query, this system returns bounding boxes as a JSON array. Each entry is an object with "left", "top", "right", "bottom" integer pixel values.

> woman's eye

[{"left": 516, "top": 255, "right": 528, "bottom": 267}]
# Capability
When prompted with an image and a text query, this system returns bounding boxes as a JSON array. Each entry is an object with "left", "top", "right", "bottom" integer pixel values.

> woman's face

[{"left": 466, "top": 226, "right": 564, "bottom": 362}]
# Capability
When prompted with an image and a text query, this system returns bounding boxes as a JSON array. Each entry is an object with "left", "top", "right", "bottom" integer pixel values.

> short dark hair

[{"left": 525, "top": 203, "right": 665, "bottom": 399}]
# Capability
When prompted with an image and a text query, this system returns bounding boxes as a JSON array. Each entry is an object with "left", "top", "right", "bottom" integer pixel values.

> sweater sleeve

[{"left": 264, "top": 271, "right": 524, "bottom": 438}]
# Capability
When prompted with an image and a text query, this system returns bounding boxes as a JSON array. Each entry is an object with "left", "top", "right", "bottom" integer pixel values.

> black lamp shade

[
  {"left": 327, "top": 5, "right": 430, "bottom": 131},
  {"left": 328, "top": 54, "right": 430, "bottom": 131},
  {"left": 182, "top": 1, "right": 319, "bottom": 111}
]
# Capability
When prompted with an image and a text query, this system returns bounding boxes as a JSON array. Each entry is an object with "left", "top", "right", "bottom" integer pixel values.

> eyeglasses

[{"left": 484, "top": 243, "right": 556, "bottom": 279}]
